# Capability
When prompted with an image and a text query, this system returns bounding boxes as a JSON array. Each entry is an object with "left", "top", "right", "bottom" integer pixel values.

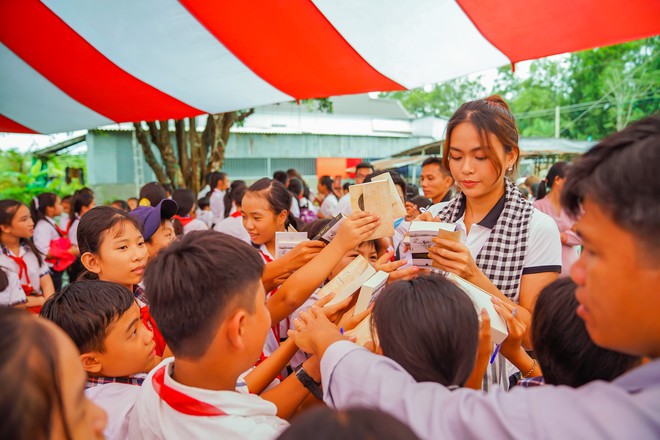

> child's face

[
  {"left": 62, "top": 200, "right": 71, "bottom": 213},
  {"left": 47, "top": 197, "right": 63, "bottom": 218},
  {"left": 92, "top": 301, "right": 158, "bottom": 377},
  {"left": 329, "top": 242, "right": 378, "bottom": 280},
  {"left": 241, "top": 192, "right": 286, "bottom": 245},
  {"left": 92, "top": 221, "right": 148, "bottom": 287},
  {"left": 1, "top": 204, "right": 34, "bottom": 239},
  {"left": 80, "top": 199, "right": 96, "bottom": 217},
  {"left": 147, "top": 220, "right": 175, "bottom": 258},
  {"left": 48, "top": 322, "right": 107, "bottom": 440}
]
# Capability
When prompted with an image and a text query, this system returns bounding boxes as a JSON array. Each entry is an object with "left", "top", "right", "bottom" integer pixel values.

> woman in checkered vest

[{"left": 426, "top": 96, "right": 562, "bottom": 390}]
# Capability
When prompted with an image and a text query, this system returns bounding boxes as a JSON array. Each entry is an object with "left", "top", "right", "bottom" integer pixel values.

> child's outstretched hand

[
  {"left": 372, "top": 251, "right": 419, "bottom": 283},
  {"left": 334, "top": 212, "right": 380, "bottom": 251},
  {"left": 492, "top": 297, "right": 526, "bottom": 360},
  {"left": 285, "top": 240, "right": 326, "bottom": 270},
  {"left": 289, "top": 307, "right": 346, "bottom": 358},
  {"left": 314, "top": 293, "right": 352, "bottom": 324}
]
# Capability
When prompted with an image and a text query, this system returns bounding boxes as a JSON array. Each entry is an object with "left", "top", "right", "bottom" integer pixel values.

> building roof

[{"left": 256, "top": 94, "right": 413, "bottom": 119}]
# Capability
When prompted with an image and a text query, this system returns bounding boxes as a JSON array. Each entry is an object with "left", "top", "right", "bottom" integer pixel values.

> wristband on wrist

[
  {"left": 523, "top": 359, "right": 538, "bottom": 378},
  {"left": 295, "top": 365, "right": 323, "bottom": 400}
]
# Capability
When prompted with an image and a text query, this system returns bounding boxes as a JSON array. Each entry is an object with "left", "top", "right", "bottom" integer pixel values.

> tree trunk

[
  {"left": 175, "top": 119, "right": 189, "bottom": 186},
  {"left": 134, "top": 122, "right": 170, "bottom": 184},
  {"left": 148, "top": 121, "right": 185, "bottom": 188},
  {"left": 188, "top": 117, "right": 202, "bottom": 196}
]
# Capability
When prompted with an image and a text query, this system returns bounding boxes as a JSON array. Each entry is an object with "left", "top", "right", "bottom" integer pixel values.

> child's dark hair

[
  {"left": 532, "top": 278, "right": 640, "bottom": 387},
  {"left": 0, "top": 199, "right": 43, "bottom": 265},
  {"left": 318, "top": 175, "right": 334, "bottom": 194},
  {"left": 210, "top": 172, "right": 227, "bottom": 191},
  {"left": 198, "top": 196, "right": 210, "bottom": 210},
  {"left": 172, "top": 188, "right": 196, "bottom": 235},
  {"left": 277, "top": 407, "right": 419, "bottom": 440},
  {"left": 247, "top": 178, "right": 298, "bottom": 230},
  {"left": 30, "top": 192, "right": 58, "bottom": 224},
  {"left": 70, "top": 188, "right": 95, "bottom": 218},
  {"left": 372, "top": 275, "right": 479, "bottom": 387},
  {"left": 139, "top": 182, "right": 166, "bottom": 207},
  {"left": 111, "top": 199, "right": 130, "bottom": 212},
  {"left": 145, "top": 231, "right": 264, "bottom": 359},
  {"left": 40, "top": 280, "right": 135, "bottom": 354},
  {"left": 562, "top": 115, "right": 660, "bottom": 261},
  {"left": 223, "top": 180, "right": 247, "bottom": 218},
  {"left": 0, "top": 308, "right": 72, "bottom": 440},
  {"left": 536, "top": 161, "right": 570, "bottom": 200},
  {"left": 78, "top": 206, "right": 142, "bottom": 255},
  {"left": 273, "top": 170, "right": 289, "bottom": 186}
]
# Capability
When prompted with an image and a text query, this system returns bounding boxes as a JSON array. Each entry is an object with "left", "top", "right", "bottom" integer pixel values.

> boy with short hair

[
  {"left": 129, "top": 231, "right": 297, "bottom": 439},
  {"left": 40, "top": 280, "right": 160, "bottom": 440}
]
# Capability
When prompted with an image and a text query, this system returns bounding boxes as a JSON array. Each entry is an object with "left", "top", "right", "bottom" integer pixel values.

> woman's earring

[{"left": 507, "top": 166, "right": 513, "bottom": 172}]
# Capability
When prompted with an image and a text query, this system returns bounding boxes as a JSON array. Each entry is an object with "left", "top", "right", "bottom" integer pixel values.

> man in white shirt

[{"left": 289, "top": 117, "right": 660, "bottom": 440}]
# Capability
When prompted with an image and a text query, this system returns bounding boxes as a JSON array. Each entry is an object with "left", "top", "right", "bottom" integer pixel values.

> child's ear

[
  {"left": 226, "top": 309, "right": 247, "bottom": 350},
  {"left": 80, "top": 353, "right": 102, "bottom": 374},
  {"left": 80, "top": 252, "right": 101, "bottom": 274},
  {"left": 276, "top": 210, "right": 288, "bottom": 227}
]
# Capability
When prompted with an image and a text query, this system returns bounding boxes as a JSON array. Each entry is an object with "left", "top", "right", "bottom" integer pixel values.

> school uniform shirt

[
  {"left": 290, "top": 198, "right": 300, "bottom": 219},
  {"left": 33, "top": 217, "right": 61, "bottom": 261},
  {"left": 0, "top": 242, "right": 50, "bottom": 295},
  {"left": 86, "top": 381, "right": 141, "bottom": 440},
  {"left": 321, "top": 341, "right": 660, "bottom": 440},
  {"left": 319, "top": 193, "right": 339, "bottom": 218},
  {"left": 337, "top": 193, "right": 352, "bottom": 216},
  {"left": 58, "top": 212, "right": 70, "bottom": 231},
  {"left": 0, "top": 269, "right": 26, "bottom": 306},
  {"left": 214, "top": 211, "right": 251, "bottom": 244},
  {"left": 197, "top": 184, "right": 211, "bottom": 200},
  {"left": 210, "top": 189, "right": 226, "bottom": 225},
  {"left": 128, "top": 357, "right": 288, "bottom": 440},
  {"left": 195, "top": 209, "right": 214, "bottom": 229},
  {"left": 174, "top": 217, "right": 208, "bottom": 235},
  {"left": 68, "top": 216, "right": 81, "bottom": 246}
]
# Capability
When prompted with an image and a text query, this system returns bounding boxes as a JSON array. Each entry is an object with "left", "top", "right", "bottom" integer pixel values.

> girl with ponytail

[{"left": 534, "top": 161, "right": 582, "bottom": 277}]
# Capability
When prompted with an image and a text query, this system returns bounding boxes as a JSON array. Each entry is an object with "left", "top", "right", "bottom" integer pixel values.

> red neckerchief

[
  {"left": 230, "top": 210, "right": 242, "bottom": 218},
  {"left": 52, "top": 221, "right": 68, "bottom": 237},
  {"left": 152, "top": 366, "right": 227, "bottom": 416},
  {"left": 172, "top": 215, "right": 194, "bottom": 227},
  {"left": 5, "top": 253, "right": 35, "bottom": 295}
]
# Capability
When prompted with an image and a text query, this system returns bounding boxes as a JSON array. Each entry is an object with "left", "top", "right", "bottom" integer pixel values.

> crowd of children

[{"left": 0, "top": 98, "right": 658, "bottom": 440}]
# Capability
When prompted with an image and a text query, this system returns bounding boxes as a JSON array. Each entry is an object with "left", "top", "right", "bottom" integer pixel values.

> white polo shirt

[
  {"left": 337, "top": 193, "right": 352, "bottom": 216},
  {"left": 33, "top": 217, "right": 61, "bottom": 259},
  {"left": 210, "top": 189, "right": 226, "bottom": 225},
  {"left": 214, "top": 213, "right": 250, "bottom": 244},
  {"left": 181, "top": 218, "right": 209, "bottom": 235},
  {"left": 68, "top": 216, "right": 80, "bottom": 246},
  {"left": 129, "top": 358, "right": 288, "bottom": 440},
  {"left": 86, "top": 383, "right": 140, "bottom": 440},
  {"left": 0, "top": 269, "right": 26, "bottom": 306},
  {"left": 428, "top": 196, "right": 561, "bottom": 303},
  {"left": 0, "top": 243, "right": 50, "bottom": 295},
  {"left": 319, "top": 193, "right": 339, "bottom": 218}
]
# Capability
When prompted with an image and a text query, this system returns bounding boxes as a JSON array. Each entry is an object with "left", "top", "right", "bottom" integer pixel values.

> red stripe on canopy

[
  {"left": 0, "top": 114, "right": 38, "bottom": 134},
  {"left": 0, "top": 0, "right": 201, "bottom": 123},
  {"left": 180, "top": 0, "right": 404, "bottom": 99},
  {"left": 457, "top": 0, "right": 660, "bottom": 63}
]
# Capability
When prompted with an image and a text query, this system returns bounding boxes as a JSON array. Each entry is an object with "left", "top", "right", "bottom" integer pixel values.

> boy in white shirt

[
  {"left": 40, "top": 280, "right": 161, "bottom": 440},
  {"left": 130, "top": 231, "right": 294, "bottom": 440}
]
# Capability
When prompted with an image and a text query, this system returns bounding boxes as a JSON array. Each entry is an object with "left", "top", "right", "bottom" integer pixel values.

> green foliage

[{"left": 0, "top": 149, "right": 86, "bottom": 204}]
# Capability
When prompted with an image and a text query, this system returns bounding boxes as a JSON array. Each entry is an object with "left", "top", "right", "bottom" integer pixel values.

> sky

[{"left": 0, "top": 61, "right": 537, "bottom": 153}]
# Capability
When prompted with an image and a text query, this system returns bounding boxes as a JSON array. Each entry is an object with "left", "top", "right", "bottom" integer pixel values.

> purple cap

[{"left": 129, "top": 199, "right": 178, "bottom": 241}]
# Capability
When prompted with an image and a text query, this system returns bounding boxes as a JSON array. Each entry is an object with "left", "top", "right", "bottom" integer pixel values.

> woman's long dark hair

[
  {"left": 537, "top": 161, "right": 570, "bottom": 200},
  {"left": 223, "top": 180, "right": 247, "bottom": 218},
  {"left": 30, "top": 193, "right": 58, "bottom": 224}
]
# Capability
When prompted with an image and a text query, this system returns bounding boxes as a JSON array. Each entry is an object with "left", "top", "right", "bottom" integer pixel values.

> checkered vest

[{"left": 437, "top": 179, "right": 534, "bottom": 300}]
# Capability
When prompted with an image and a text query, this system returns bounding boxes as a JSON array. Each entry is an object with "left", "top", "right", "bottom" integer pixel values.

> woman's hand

[
  {"left": 284, "top": 240, "right": 326, "bottom": 271},
  {"left": 428, "top": 238, "right": 479, "bottom": 281},
  {"left": 333, "top": 212, "right": 380, "bottom": 252},
  {"left": 492, "top": 297, "right": 526, "bottom": 360}
]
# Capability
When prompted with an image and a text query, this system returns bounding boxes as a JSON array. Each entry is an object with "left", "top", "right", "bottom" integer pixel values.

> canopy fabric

[{"left": 1, "top": 0, "right": 658, "bottom": 134}]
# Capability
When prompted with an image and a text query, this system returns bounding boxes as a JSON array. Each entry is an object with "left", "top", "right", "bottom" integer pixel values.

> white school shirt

[
  {"left": 58, "top": 212, "right": 70, "bottom": 230},
  {"left": 0, "top": 243, "right": 50, "bottom": 294},
  {"left": 210, "top": 189, "right": 226, "bottom": 225},
  {"left": 337, "top": 193, "right": 352, "bottom": 216},
  {"left": 197, "top": 184, "right": 211, "bottom": 200},
  {"left": 290, "top": 198, "right": 300, "bottom": 219},
  {"left": 195, "top": 209, "right": 214, "bottom": 229},
  {"left": 33, "top": 218, "right": 61, "bottom": 263},
  {"left": 86, "top": 383, "right": 140, "bottom": 440},
  {"left": 319, "top": 193, "right": 339, "bottom": 218},
  {"left": 214, "top": 212, "right": 251, "bottom": 244},
  {"left": 0, "top": 269, "right": 26, "bottom": 306},
  {"left": 180, "top": 218, "right": 208, "bottom": 235},
  {"left": 68, "top": 216, "right": 81, "bottom": 246},
  {"left": 128, "top": 358, "right": 288, "bottom": 440}
]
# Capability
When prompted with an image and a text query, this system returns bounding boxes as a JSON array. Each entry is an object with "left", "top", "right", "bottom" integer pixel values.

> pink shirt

[{"left": 534, "top": 197, "right": 581, "bottom": 276}]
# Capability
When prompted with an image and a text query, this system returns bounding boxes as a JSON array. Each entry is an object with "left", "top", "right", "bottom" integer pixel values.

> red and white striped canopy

[{"left": 1, "top": 0, "right": 658, "bottom": 134}]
